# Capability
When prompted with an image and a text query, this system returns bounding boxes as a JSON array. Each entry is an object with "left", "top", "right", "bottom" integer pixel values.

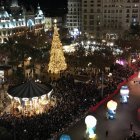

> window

[
  {"left": 89, "top": 15, "right": 94, "bottom": 19},
  {"left": 84, "top": 9, "right": 87, "bottom": 13},
  {"left": 126, "top": 19, "right": 129, "bottom": 23},
  {"left": 84, "top": 15, "right": 87, "bottom": 19},
  {"left": 89, "top": 20, "right": 94, "bottom": 25},
  {"left": 84, "top": 20, "right": 87, "bottom": 25},
  {"left": 132, "top": 9, "right": 138, "bottom": 13},
  {"left": 84, "top": 26, "right": 87, "bottom": 30},
  {"left": 97, "top": 9, "right": 101, "bottom": 13},
  {"left": 126, "top": 14, "right": 129, "bottom": 18},
  {"left": 126, "top": 9, "right": 130, "bottom": 13},
  {"left": 90, "top": 9, "right": 94, "bottom": 13}
]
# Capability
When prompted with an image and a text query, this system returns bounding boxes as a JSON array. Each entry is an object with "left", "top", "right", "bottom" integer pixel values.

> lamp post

[{"left": 101, "top": 71, "right": 104, "bottom": 98}]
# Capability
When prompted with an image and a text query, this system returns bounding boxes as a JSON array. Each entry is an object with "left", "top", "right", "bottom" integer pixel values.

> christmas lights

[{"left": 48, "top": 23, "right": 67, "bottom": 76}]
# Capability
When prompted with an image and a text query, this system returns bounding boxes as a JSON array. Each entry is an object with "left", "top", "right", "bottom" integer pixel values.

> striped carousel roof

[{"left": 7, "top": 80, "right": 52, "bottom": 98}]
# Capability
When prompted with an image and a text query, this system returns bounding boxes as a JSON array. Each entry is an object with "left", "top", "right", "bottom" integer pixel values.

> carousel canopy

[{"left": 7, "top": 80, "right": 52, "bottom": 98}]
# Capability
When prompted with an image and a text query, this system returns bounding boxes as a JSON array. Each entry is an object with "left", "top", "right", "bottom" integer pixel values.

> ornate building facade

[{"left": 0, "top": 0, "right": 45, "bottom": 43}]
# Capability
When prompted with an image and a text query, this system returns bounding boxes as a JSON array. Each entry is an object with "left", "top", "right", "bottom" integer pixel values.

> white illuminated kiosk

[
  {"left": 120, "top": 85, "right": 129, "bottom": 103},
  {"left": 106, "top": 100, "right": 118, "bottom": 119},
  {"left": 85, "top": 115, "right": 97, "bottom": 139}
]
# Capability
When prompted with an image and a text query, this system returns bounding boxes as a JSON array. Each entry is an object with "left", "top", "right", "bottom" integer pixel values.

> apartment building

[
  {"left": 66, "top": 0, "right": 82, "bottom": 31},
  {"left": 102, "top": 0, "right": 140, "bottom": 39},
  {"left": 67, "top": 0, "right": 140, "bottom": 39},
  {"left": 82, "top": 0, "right": 103, "bottom": 38}
]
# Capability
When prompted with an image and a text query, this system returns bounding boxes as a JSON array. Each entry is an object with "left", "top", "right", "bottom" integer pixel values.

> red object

[{"left": 89, "top": 73, "right": 138, "bottom": 113}]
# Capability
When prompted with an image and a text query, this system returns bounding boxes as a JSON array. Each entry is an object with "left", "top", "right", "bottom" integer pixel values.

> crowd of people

[
  {"left": 126, "top": 131, "right": 140, "bottom": 140},
  {"left": 0, "top": 63, "right": 135, "bottom": 140}
]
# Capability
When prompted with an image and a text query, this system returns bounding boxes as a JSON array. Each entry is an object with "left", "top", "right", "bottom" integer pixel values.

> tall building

[
  {"left": 82, "top": 0, "right": 102, "bottom": 38},
  {"left": 80, "top": 0, "right": 140, "bottom": 39},
  {"left": 0, "top": 0, "right": 45, "bottom": 43},
  {"left": 66, "top": 0, "right": 82, "bottom": 32}
]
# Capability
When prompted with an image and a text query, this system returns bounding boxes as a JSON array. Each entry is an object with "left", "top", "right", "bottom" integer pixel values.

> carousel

[{"left": 7, "top": 79, "right": 54, "bottom": 116}]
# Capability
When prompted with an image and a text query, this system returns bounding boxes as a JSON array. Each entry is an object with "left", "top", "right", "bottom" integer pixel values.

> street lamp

[{"left": 101, "top": 71, "right": 104, "bottom": 98}]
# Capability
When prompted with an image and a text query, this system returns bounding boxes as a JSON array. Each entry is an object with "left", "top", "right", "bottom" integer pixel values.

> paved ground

[{"left": 59, "top": 77, "right": 140, "bottom": 140}]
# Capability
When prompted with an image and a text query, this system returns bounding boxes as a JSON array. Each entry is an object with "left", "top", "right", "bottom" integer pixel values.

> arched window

[
  {"left": 27, "top": 19, "right": 34, "bottom": 31},
  {"left": 3, "top": 38, "right": 8, "bottom": 43}
]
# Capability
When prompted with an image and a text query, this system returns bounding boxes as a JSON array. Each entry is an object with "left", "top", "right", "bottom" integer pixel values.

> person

[
  {"left": 105, "top": 130, "right": 109, "bottom": 137},
  {"left": 130, "top": 122, "right": 133, "bottom": 131}
]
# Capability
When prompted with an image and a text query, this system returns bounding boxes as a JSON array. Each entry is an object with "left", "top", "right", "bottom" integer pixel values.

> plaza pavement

[{"left": 58, "top": 76, "right": 140, "bottom": 140}]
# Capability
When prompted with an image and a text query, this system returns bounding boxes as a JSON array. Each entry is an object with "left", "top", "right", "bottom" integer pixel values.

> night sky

[{"left": 21, "top": 0, "right": 68, "bottom": 16}]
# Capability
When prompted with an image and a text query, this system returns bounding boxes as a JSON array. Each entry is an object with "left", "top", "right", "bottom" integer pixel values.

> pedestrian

[
  {"left": 105, "top": 130, "right": 109, "bottom": 137},
  {"left": 130, "top": 122, "right": 133, "bottom": 131}
]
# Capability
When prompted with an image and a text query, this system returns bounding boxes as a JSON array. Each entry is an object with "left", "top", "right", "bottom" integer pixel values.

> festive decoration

[
  {"left": 120, "top": 85, "right": 129, "bottom": 103},
  {"left": 48, "top": 20, "right": 67, "bottom": 77},
  {"left": 106, "top": 100, "right": 117, "bottom": 119},
  {"left": 85, "top": 115, "right": 97, "bottom": 139},
  {"left": 60, "top": 134, "right": 71, "bottom": 140}
]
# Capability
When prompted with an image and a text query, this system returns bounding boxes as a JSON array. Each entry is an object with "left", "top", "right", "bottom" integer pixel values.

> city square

[{"left": 0, "top": 0, "right": 140, "bottom": 140}]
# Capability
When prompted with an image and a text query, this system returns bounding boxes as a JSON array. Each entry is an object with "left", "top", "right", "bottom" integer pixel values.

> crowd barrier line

[{"left": 89, "top": 72, "right": 138, "bottom": 112}]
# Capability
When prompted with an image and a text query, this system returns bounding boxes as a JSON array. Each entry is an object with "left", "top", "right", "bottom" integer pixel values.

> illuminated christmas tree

[{"left": 48, "top": 20, "right": 67, "bottom": 78}]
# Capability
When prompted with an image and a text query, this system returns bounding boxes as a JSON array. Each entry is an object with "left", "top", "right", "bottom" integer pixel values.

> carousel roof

[{"left": 7, "top": 80, "right": 52, "bottom": 98}]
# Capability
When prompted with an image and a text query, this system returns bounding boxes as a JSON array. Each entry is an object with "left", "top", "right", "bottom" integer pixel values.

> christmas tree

[{"left": 48, "top": 22, "right": 67, "bottom": 78}]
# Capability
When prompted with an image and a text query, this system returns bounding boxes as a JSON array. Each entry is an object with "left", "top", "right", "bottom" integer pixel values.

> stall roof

[{"left": 8, "top": 80, "right": 52, "bottom": 98}]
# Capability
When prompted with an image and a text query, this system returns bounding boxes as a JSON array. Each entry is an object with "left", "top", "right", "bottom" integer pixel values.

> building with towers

[{"left": 0, "top": 0, "right": 45, "bottom": 43}]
